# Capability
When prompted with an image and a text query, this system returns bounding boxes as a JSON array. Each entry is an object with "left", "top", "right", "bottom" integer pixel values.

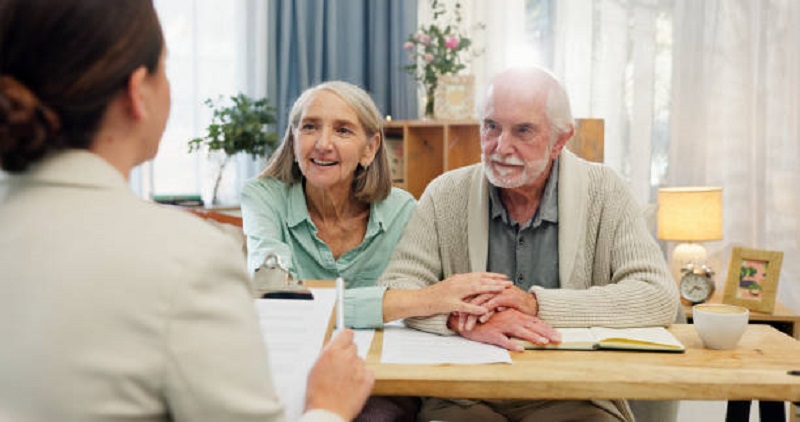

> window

[
  {"left": 137, "top": 0, "right": 254, "bottom": 205},
  {"left": 523, "top": 0, "right": 673, "bottom": 203}
]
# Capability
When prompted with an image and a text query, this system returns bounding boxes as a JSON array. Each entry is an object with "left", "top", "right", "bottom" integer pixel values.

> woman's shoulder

[
  {"left": 241, "top": 176, "right": 292, "bottom": 203},
  {"left": 372, "top": 187, "right": 416, "bottom": 225},
  {"left": 243, "top": 175, "right": 289, "bottom": 192},
  {"left": 119, "top": 200, "right": 244, "bottom": 261},
  {"left": 386, "top": 187, "right": 416, "bottom": 205},
  {"left": 379, "top": 187, "right": 416, "bottom": 213}
]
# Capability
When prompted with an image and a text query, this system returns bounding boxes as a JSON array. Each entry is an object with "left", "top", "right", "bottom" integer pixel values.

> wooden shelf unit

[{"left": 385, "top": 118, "right": 604, "bottom": 199}]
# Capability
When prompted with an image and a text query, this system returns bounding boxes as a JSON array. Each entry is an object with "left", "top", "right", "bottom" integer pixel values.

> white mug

[{"left": 692, "top": 304, "right": 749, "bottom": 350}]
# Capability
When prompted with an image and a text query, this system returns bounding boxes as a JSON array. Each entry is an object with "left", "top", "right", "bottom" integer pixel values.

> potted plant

[{"left": 188, "top": 93, "right": 278, "bottom": 205}]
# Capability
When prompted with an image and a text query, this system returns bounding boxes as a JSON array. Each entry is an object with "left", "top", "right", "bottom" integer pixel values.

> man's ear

[
  {"left": 550, "top": 124, "right": 575, "bottom": 159},
  {"left": 124, "top": 66, "right": 149, "bottom": 120}
]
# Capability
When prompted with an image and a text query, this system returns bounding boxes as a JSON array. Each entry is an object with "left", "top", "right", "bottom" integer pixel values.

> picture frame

[
  {"left": 433, "top": 74, "right": 475, "bottom": 120},
  {"left": 722, "top": 247, "right": 784, "bottom": 313}
]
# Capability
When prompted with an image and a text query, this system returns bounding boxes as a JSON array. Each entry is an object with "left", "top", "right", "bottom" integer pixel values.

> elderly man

[{"left": 379, "top": 67, "right": 679, "bottom": 421}]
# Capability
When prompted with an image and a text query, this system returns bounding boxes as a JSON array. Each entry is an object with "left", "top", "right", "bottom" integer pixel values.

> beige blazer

[{"left": 0, "top": 151, "right": 340, "bottom": 422}]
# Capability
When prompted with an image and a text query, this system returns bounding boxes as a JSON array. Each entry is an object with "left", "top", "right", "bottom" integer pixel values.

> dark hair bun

[{"left": 0, "top": 76, "right": 62, "bottom": 172}]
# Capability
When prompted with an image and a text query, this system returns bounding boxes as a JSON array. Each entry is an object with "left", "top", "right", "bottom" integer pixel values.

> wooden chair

[
  {"left": 567, "top": 118, "right": 604, "bottom": 163},
  {"left": 182, "top": 207, "right": 243, "bottom": 227},
  {"left": 173, "top": 206, "right": 246, "bottom": 254}
]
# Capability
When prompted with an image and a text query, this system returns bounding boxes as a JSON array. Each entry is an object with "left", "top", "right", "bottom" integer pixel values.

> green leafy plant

[
  {"left": 740, "top": 265, "right": 758, "bottom": 279},
  {"left": 188, "top": 93, "right": 278, "bottom": 205},
  {"left": 402, "top": 0, "right": 483, "bottom": 117}
]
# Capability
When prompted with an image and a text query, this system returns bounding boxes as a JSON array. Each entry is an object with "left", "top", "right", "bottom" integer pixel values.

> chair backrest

[
  {"left": 184, "top": 208, "right": 243, "bottom": 227},
  {"left": 568, "top": 118, "right": 604, "bottom": 163},
  {"left": 174, "top": 207, "right": 246, "bottom": 255}
]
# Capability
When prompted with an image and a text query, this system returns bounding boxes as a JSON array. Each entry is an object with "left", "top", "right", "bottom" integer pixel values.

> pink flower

[
  {"left": 423, "top": 53, "right": 434, "bottom": 63},
  {"left": 445, "top": 36, "right": 460, "bottom": 49},
  {"left": 403, "top": 41, "right": 414, "bottom": 51},
  {"left": 419, "top": 34, "right": 431, "bottom": 45}
]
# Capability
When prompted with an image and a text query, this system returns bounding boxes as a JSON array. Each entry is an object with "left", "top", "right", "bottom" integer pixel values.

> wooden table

[
  {"left": 365, "top": 324, "right": 800, "bottom": 402},
  {"left": 683, "top": 292, "right": 800, "bottom": 420}
]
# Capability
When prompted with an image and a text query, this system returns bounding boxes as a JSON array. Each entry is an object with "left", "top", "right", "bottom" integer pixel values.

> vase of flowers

[{"left": 403, "top": 0, "right": 482, "bottom": 119}]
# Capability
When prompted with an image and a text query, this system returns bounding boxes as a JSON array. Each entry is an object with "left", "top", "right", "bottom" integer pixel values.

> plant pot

[
  {"left": 423, "top": 86, "right": 436, "bottom": 120},
  {"left": 201, "top": 152, "right": 238, "bottom": 207}
]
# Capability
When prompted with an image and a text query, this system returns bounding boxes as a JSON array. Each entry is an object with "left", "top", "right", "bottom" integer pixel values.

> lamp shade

[{"left": 657, "top": 187, "right": 723, "bottom": 242}]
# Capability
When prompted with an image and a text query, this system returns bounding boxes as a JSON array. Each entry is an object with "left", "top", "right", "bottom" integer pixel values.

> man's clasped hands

[{"left": 432, "top": 272, "right": 563, "bottom": 351}]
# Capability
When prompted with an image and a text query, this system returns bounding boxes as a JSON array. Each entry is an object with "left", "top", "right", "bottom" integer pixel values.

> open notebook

[{"left": 514, "top": 326, "right": 685, "bottom": 353}]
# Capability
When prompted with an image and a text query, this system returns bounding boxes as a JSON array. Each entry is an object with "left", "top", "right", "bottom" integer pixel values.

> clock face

[{"left": 680, "top": 273, "right": 713, "bottom": 304}]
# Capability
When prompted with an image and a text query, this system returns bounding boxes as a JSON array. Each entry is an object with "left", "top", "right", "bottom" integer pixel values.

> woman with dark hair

[{"left": 0, "top": 1, "right": 372, "bottom": 421}]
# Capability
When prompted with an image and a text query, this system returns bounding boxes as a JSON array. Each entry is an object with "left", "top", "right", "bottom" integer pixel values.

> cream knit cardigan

[{"left": 379, "top": 149, "right": 679, "bottom": 335}]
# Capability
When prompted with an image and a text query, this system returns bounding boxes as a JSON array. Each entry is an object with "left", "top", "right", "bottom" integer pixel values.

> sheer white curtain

[
  {"left": 551, "top": 0, "right": 673, "bottom": 205},
  {"left": 135, "top": 0, "right": 265, "bottom": 205},
  {"left": 671, "top": 0, "right": 800, "bottom": 313},
  {"left": 459, "top": 0, "right": 672, "bottom": 204}
]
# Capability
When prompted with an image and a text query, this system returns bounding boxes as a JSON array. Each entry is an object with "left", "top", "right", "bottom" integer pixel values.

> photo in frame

[
  {"left": 433, "top": 74, "right": 475, "bottom": 120},
  {"left": 722, "top": 247, "right": 783, "bottom": 313}
]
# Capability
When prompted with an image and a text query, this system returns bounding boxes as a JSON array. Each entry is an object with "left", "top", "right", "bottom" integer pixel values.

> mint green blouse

[{"left": 241, "top": 177, "right": 415, "bottom": 328}]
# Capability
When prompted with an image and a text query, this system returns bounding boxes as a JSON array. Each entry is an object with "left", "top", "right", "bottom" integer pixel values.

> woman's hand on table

[
  {"left": 382, "top": 272, "right": 511, "bottom": 321},
  {"left": 425, "top": 272, "right": 512, "bottom": 315}
]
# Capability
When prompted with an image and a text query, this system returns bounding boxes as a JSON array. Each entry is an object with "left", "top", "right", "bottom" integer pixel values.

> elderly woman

[
  {"left": 241, "top": 81, "right": 510, "bottom": 329},
  {"left": 242, "top": 81, "right": 510, "bottom": 422}
]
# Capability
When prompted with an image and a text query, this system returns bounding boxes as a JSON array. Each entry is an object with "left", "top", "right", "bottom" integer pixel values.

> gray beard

[{"left": 481, "top": 153, "right": 549, "bottom": 189}]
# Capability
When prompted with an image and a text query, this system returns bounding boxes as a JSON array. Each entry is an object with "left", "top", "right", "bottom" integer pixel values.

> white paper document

[
  {"left": 352, "top": 329, "right": 375, "bottom": 359},
  {"left": 381, "top": 323, "right": 512, "bottom": 365},
  {"left": 254, "top": 288, "right": 336, "bottom": 422}
]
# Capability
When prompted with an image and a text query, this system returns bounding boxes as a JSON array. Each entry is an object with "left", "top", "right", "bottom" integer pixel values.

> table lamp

[{"left": 657, "top": 187, "right": 723, "bottom": 281}]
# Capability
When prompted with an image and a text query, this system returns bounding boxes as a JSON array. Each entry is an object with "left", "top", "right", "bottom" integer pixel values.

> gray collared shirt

[{"left": 487, "top": 159, "right": 560, "bottom": 291}]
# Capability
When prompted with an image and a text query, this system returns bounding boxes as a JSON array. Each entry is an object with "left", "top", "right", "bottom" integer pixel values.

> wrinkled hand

[
  {"left": 455, "top": 292, "right": 497, "bottom": 332},
  {"left": 448, "top": 308, "right": 560, "bottom": 351},
  {"left": 423, "top": 272, "right": 511, "bottom": 316},
  {"left": 458, "top": 286, "right": 539, "bottom": 332},
  {"left": 480, "top": 285, "right": 539, "bottom": 317},
  {"left": 305, "top": 329, "right": 374, "bottom": 420}
]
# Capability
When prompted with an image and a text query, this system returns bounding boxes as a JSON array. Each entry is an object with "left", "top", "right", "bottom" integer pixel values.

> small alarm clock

[{"left": 679, "top": 264, "right": 716, "bottom": 305}]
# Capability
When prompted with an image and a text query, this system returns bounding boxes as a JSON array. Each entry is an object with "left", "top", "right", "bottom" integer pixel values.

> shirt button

[
  {"left": 518, "top": 237, "right": 524, "bottom": 245},
  {"left": 516, "top": 275, "right": 523, "bottom": 283}
]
